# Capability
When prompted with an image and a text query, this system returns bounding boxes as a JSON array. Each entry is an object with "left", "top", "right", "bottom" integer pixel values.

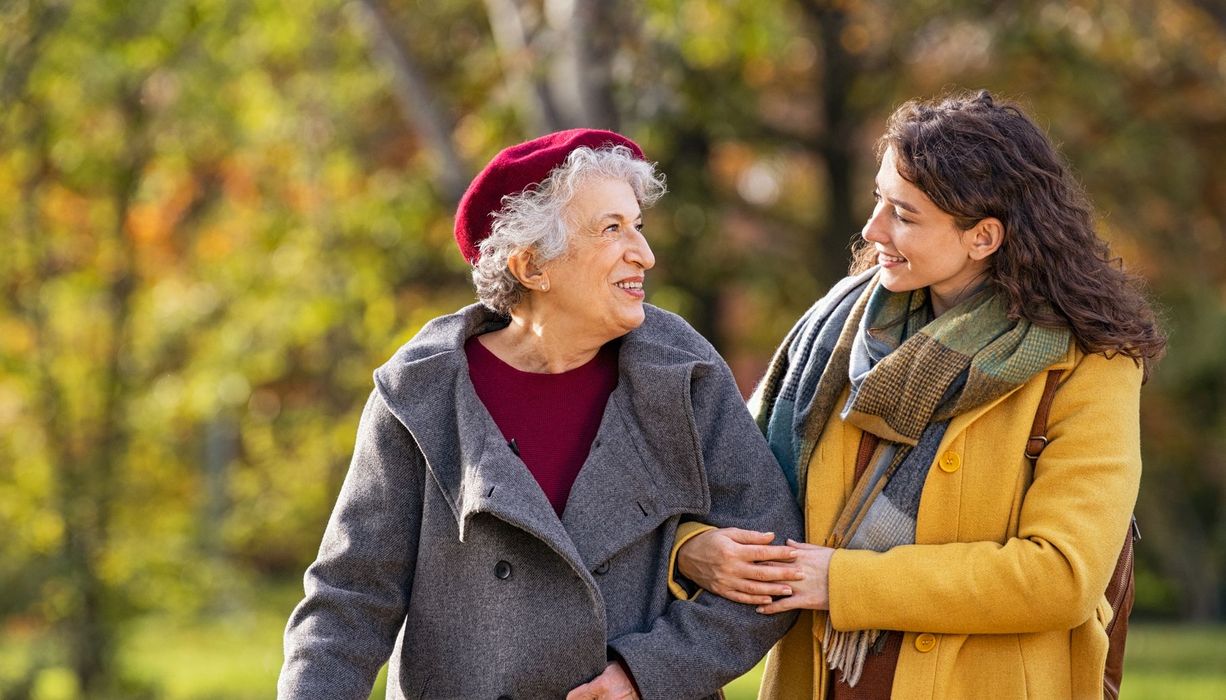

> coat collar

[
  {"left": 941, "top": 339, "right": 1079, "bottom": 449},
  {"left": 373, "top": 303, "right": 712, "bottom": 568}
]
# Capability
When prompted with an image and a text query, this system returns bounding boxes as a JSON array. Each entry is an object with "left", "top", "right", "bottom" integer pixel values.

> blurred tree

[
  {"left": 4, "top": 0, "right": 164, "bottom": 691},
  {"left": 351, "top": 0, "right": 471, "bottom": 202},
  {"left": 1, "top": 0, "right": 470, "bottom": 693}
]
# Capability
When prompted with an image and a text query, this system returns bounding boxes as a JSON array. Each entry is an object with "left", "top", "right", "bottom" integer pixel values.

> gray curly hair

[{"left": 472, "top": 145, "right": 667, "bottom": 314}]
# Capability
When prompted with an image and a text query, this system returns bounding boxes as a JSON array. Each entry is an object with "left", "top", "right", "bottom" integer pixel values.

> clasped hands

[
  {"left": 677, "top": 527, "right": 834, "bottom": 614},
  {"left": 565, "top": 528, "right": 831, "bottom": 699}
]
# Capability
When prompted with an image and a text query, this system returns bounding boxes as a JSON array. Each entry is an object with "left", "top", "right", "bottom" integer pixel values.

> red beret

[{"left": 454, "top": 128, "right": 646, "bottom": 264}]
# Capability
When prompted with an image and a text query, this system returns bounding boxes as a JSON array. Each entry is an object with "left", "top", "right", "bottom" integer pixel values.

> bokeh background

[{"left": 3, "top": 0, "right": 1226, "bottom": 698}]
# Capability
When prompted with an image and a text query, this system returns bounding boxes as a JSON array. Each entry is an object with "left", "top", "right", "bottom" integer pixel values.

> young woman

[{"left": 674, "top": 91, "right": 1165, "bottom": 699}]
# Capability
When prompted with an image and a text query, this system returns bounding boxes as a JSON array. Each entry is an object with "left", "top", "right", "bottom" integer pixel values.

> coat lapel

[
  {"left": 562, "top": 323, "right": 711, "bottom": 568},
  {"left": 461, "top": 426, "right": 587, "bottom": 567}
]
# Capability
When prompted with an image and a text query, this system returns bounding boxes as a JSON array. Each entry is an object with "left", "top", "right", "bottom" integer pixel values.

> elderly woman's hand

[
  {"left": 754, "top": 539, "right": 834, "bottom": 614},
  {"left": 566, "top": 661, "right": 639, "bottom": 700},
  {"left": 677, "top": 527, "right": 804, "bottom": 605}
]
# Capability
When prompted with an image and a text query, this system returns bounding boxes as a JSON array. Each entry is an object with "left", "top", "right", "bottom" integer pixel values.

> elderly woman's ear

[{"left": 507, "top": 249, "right": 550, "bottom": 292}]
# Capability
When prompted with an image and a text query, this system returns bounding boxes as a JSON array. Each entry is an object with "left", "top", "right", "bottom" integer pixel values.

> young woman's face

[{"left": 861, "top": 147, "right": 991, "bottom": 315}]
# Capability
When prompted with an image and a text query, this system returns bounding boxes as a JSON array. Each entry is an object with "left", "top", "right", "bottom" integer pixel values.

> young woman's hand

[
  {"left": 676, "top": 527, "right": 804, "bottom": 605},
  {"left": 755, "top": 539, "right": 834, "bottom": 614}
]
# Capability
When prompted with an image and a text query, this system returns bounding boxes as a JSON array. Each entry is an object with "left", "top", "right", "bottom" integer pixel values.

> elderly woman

[
  {"left": 673, "top": 92, "right": 1165, "bottom": 699},
  {"left": 278, "top": 129, "right": 802, "bottom": 700}
]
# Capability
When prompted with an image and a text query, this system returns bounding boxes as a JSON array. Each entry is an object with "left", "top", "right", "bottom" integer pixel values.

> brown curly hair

[{"left": 852, "top": 90, "right": 1165, "bottom": 378}]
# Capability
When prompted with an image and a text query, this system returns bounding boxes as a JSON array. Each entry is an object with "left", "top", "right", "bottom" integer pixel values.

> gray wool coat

[{"left": 278, "top": 303, "right": 803, "bottom": 700}]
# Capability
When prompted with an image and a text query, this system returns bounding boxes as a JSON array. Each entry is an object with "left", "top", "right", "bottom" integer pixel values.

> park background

[{"left": 3, "top": 0, "right": 1225, "bottom": 697}]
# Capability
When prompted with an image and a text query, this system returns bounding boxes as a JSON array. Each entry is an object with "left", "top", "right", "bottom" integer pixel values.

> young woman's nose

[{"left": 861, "top": 203, "right": 890, "bottom": 244}]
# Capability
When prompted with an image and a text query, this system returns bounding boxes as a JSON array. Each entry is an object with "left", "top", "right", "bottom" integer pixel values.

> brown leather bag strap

[
  {"left": 1025, "top": 370, "right": 1065, "bottom": 464},
  {"left": 854, "top": 432, "right": 881, "bottom": 481},
  {"left": 1023, "top": 367, "right": 1139, "bottom": 699}
]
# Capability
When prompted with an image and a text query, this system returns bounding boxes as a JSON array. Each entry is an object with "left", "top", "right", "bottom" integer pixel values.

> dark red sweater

[{"left": 464, "top": 336, "right": 619, "bottom": 516}]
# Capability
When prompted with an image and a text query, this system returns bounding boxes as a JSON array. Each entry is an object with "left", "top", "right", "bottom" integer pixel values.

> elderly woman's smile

[{"left": 614, "top": 278, "right": 644, "bottom": 295}]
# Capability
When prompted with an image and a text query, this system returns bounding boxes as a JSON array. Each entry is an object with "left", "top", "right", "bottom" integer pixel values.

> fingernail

[
  {"left": 782, "top": 587, "right": 793, "bottom": 595},
  {"left": 756, "top": 606, "right": 765, "bottom": 613},
  {"left": 787, "top": 549, "right": 798, "bottom": 558}
]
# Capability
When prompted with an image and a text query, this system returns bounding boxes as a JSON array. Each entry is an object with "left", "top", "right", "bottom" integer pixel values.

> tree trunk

[
  {"left": 351, "top": 0, "right": 470, "bottom": 204},
  {"left": 548, "top": 0, "right": 622, "bottom": 131},
  {"left": 482, "top": 0, "right": 568, "bottom": 133},
  {"left": 14, "top": 106, "right": 115, "bottom": 693},
  {"left": 67, "top": 87, "right": 149, "bottom": 696},
  {"left": 0, "top": 0, "right": 70, "bottom": 105},
  {"left": 798, "top": 0, "right": 863, "bottom": 287},
  {"left": 659, "top": 126, "right": 727, "bottom": 349}
]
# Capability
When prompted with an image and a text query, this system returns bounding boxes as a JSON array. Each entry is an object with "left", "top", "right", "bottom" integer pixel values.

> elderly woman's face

[{"left": 542, "top": 177, "right": 655, "bottom": 339}]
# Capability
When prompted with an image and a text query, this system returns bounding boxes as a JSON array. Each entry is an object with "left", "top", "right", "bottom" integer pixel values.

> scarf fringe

[{"left": 822, "top": 617, "right": 881, "bottom": 688}]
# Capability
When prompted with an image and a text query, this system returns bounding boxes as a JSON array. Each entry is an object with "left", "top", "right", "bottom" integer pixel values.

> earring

[{"left": 540, "top": 282, "right": 549, "bottom": 291}]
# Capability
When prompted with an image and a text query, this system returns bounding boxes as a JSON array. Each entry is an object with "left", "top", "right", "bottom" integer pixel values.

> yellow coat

[{"left": 760, "top": 344, "right": 1142, "bottom": 700}]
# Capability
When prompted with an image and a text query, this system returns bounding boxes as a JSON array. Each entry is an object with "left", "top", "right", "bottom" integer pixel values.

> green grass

[
  {"left": 4, "top": 608, "right": 1223, "bottom": 699},
  {"left": 1115, "top": 625, "right": 1226, "bottom": 700},
  {"left": 118, "top": 584, "right": 390, "bottom": 700},
  {"left": 723, "top": 662, "right": 767, "bottom": 700}
]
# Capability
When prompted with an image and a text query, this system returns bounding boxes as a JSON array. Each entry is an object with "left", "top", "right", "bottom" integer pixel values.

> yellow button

[
  {"left": 938, "top": 450, "right": 961, "bottom": 473},
  {"left": 915, "top": 633, "right": 937, "bottom": 652}
]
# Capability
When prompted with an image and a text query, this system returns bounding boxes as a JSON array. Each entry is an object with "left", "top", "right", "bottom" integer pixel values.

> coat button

[
  {"left": 915, "top": 632, "right": 937, "bottom": 652},
  {"left": 494, "top": 560, "right": 512, "bottom": 580},
  {"left": 938, "top": 450, "right": 961, "bottom": 473},
  {"left": 594, "top": 561, "right": 610, "bottom": 575}
]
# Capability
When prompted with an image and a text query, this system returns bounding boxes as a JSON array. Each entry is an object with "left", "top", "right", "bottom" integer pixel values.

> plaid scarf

[{"left": 750, "top": 269, "right": 1070, "bottom": 685}]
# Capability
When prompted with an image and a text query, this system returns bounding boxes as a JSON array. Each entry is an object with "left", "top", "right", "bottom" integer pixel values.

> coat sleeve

[
  {"left": 827, "top": 351, "right": 1143, "bottom": 634},
  {"left": 278, "top": 390, "right": 424, "bottom": 699},
  {"left": 607, "top": 352, "right": 805, "bottom": 700}
]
